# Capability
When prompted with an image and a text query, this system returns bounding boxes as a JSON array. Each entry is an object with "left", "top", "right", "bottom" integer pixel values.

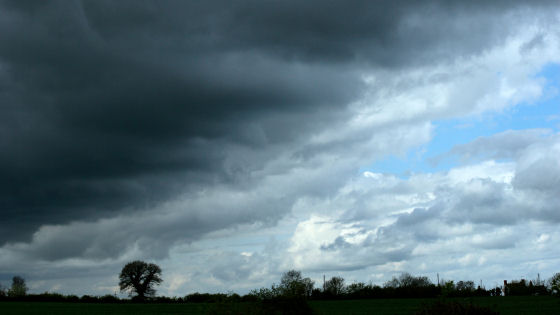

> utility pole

[
  {"left": 323, "top": 275, "right": 326, "bottom": 291},
  {"left": 437, "top": 273, "right": 439, "bottom": 286}
]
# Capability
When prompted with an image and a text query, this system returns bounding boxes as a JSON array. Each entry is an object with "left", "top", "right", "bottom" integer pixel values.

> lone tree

[
  {"left": 119, "top": 261, "right": 162, "bottom": 300},
  {"left": 8, "top": 276, "right": 27, "bottom": 297}
]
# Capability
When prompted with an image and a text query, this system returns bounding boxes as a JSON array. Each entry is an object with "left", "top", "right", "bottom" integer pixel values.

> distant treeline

[
  {"left": 1, "top": 271, "right": 558, "bottom": 303},
  {"left": 246, "top": 272, "right": 553, "bottom": 301}
]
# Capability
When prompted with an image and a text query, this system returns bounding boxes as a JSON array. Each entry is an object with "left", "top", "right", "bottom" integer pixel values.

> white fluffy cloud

[{"left": 281, "top": 130, "right": 560, "bottom": 288}]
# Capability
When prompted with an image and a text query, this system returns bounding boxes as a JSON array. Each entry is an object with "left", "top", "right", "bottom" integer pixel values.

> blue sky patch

[{"left": 367, "top": 63, "right": 560, "bottom": 177}]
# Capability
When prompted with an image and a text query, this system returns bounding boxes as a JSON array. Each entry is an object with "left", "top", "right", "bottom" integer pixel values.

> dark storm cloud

[
  {"left": 0, "top": 0, "right": 557, "bottom": 248},
  {"left": 0, "top": 0, "right": 359, "bottom": 242}
]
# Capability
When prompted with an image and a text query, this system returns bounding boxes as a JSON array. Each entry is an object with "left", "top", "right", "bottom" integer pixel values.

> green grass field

[
  {"left": 310, "top": 296, "right": 560, "bottom": 315},
  {"left": 0, "top": 301, "right": 209, "bottom": 315},
  {"left": 1, "top": 296, "right": 559, "bottom": 314}
]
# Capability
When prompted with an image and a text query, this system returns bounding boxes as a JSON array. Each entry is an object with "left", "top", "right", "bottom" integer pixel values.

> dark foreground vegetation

[
  {"left": 2, "top": 297, "right": 560, "bottom": 315},
  {"left": 2, "top": 268, "right": 560, "bottom": 314}
]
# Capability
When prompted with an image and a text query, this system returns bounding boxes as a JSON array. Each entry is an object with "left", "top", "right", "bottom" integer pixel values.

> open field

[
  {"left": 310, "top": 296, "right": 560, "bottom": 315},
  {"left": 0, "top": 302, "right": 208, "bottom": 315},
  {"left": 2, "top": 296, "right": 559, "bottom": 314}
]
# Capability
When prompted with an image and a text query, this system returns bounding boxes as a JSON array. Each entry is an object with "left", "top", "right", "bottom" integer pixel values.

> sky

[{"left": 1, "top": 0, "right": 560, "bottom": 296}]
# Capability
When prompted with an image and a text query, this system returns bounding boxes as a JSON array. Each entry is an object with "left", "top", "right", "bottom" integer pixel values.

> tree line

[
  {"left": 2, "top": 260, "right": 560, "bottom": 303},
  {"left": 248, "top": 271, "right": 560, "bottom": 301}
]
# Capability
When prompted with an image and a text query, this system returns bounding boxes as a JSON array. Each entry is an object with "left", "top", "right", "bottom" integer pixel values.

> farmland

[{"left": 1, "top": 296, "right": 559, "bottom": 315}]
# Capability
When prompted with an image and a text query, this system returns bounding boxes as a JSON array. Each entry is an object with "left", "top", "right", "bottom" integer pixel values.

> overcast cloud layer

[{"left": 1, "top": 0, "right": 560, "bottom": 295}]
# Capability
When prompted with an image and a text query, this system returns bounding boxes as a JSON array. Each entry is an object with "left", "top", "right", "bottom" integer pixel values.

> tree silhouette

[
  {"left": 549, "top": 272, "right": 560, "bottom": 296},
  {"left": 8, "top": 276, "right": 27, "bottom": 297},
  {"left": 456, "top": 280, "right": 475, "bottom": 292},
  {"left": 325, "top": 276, "right": 345, "bottom": 296},
  {"left": 384, "top": 272, "right": 432, "bottom": 288},
  {"left": 279, "top": 270, "right": 314, "bottom": 298},
  {"left": 119, "top": 261, "right": 162, "bottom": 300}
]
